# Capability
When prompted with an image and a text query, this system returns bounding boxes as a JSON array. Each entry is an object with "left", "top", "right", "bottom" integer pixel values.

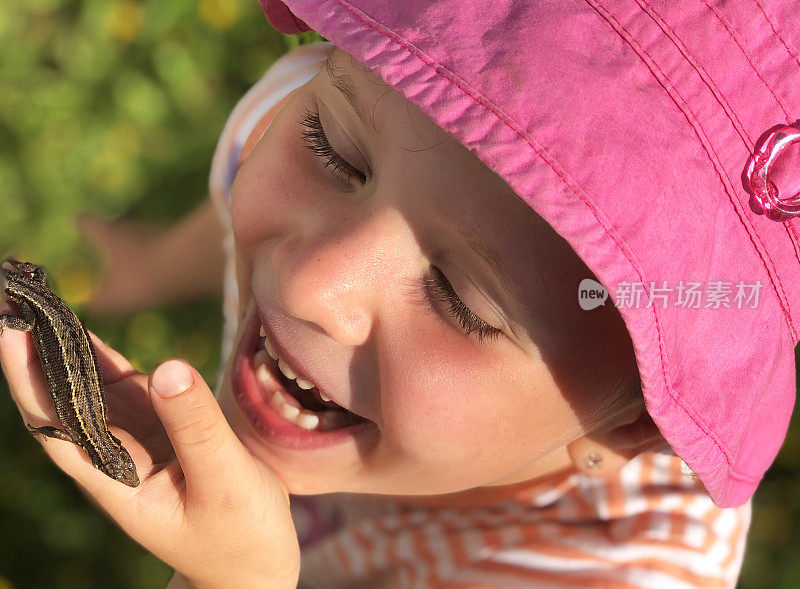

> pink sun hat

[{"left": 258, "top": 0, "right": 800, "bottom": 508}]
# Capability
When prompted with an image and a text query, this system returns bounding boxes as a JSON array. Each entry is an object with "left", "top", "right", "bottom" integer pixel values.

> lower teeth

[
  {"left": 253, "top": 353, "right": 364, "bottom": 432},
  {"left": 270, "top": 392, "right": 356, "bottom": 431}
]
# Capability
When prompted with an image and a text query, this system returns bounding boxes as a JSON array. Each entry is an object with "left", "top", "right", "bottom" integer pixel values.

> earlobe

[
  {"left": 566, "top": 437, "right": 627, "bottom": 479},
  {"left": 566, "top": 407, "right": 666, "bottom": 479}
]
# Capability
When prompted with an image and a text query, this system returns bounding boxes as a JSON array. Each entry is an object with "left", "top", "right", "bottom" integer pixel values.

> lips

[{"left": 231, "top": 307, "right": 375, "bottom": 449}]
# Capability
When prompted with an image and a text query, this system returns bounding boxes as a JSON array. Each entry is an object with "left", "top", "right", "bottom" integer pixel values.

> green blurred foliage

[
  {"left": 0, "top": 0, "right": 322, "bottom": 587},
  {"left": 738, "top": 391, "right": 800, "bottom": 589},
  {"left": 0, "top": 1, "right": 798, "bottom": 588}
]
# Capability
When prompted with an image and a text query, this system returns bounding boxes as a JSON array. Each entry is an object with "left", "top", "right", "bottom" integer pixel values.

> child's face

[{"left": 217, "top": 47, "right": 636, "bottom": 496}]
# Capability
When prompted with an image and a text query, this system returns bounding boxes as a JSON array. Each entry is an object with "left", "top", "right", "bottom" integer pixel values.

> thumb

[{"left": 149, "top": 359, "right": 245, "bottom": 493}]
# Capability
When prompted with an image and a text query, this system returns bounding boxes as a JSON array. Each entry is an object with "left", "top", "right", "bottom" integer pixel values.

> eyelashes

[
  {"left": 424, "top": 269, "right": 502, "bottom": 343},
  {"left": 297, "top": 105, "right": 501, "bottom": 344},
  {"left": 299, "top": 107, "right": 367, "bottom": 184}
]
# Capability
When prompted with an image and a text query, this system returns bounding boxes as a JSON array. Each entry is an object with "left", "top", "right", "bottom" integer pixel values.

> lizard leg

[
  {"left": 0, "top": 300, "right": 34, "bottom": 336},
  {"left": 26, "top": 423, "right": 74, "bottom": 443},
  {"left": 26, "top": 424, "right": 100, "bottom": 467}
]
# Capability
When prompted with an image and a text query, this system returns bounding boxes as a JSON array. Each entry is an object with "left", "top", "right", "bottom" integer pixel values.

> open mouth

[
  {"left": 251, "top": 329, "right": 369, "bottom": 431},
  {"left": 232, "top": 308, "right": 373, "bottom": 446}
]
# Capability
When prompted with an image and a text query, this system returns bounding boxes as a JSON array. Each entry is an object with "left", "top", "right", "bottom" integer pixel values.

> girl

[{"left": 3, "top": 1, "right": 799, "bottom": 587}]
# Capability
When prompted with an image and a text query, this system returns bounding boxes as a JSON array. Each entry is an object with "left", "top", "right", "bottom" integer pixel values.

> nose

[{"left": 269, "top": 206, "right": 419, "bottom": 346}]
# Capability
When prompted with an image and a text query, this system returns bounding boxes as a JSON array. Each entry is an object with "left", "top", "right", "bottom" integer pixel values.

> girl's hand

[
  {"left": 77, "top": 213, "right": 163, "bottom": 316},
  {"left": 0, "top": 315, "right": 301, "bottom": 589},
  {"left": 77, "top": 202, "right": 226, "bottom": 317}
]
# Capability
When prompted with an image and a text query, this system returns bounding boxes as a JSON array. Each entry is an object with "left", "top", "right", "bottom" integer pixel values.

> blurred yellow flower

[
  {"left": 87, "top": 149, "right": 130, "bottom": 194},
  {"left": 85, "top": 123, "right": 143, "bottom": 194},
  {"left": 106, "top": 1, "right": 146, "bottom": 42},
  {"left": 200, "top": 0, "right": 240, "bottom": 30},
  {"left": 0, "top": 4, "right": 12, "bottom": 39},
  {"left": 104, "top": 122, "right": 142, "bottom": 160},
  {"left": 176, "top": 331, "right": 212, "bottom": 368},
  {"left": 59, "top": 266, "right": 95, "bottom": 306},
  {"left": 24, "top": 0, "right": 64, "bottom": 16},
  {"left": 128, "top": 312, "right": 170, "bottom": 352},
  {"left": 0, "top": 575, "right": 13, "bottom": 589}
]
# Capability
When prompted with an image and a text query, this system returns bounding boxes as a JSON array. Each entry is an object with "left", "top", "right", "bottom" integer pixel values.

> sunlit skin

[
  {"left": 0, "top": 43, "right": 667, "bottom": 589},
  {"left": 217, "top": 46, "right": 652, "bottom": 498}
]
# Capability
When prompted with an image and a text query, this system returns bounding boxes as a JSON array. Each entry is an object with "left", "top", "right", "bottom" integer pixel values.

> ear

[{"left": 566, "top": 404, "right": 666, "bottom": 479}]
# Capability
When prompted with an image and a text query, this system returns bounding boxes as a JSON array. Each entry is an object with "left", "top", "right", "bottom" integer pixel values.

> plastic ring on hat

[{"left": 744, "top": 122, "right": 800, "bottom": 222}]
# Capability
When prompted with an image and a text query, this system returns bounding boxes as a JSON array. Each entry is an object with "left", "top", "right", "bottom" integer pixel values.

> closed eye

[
  {"left": 298, "top": 106, "right": 499, "bottom": 343},
  {"left": 299, "top": 107, "right": 367, "bottom": 184},
  {"left": 425, "top": 268, "right": 502, "bottom": 343}
]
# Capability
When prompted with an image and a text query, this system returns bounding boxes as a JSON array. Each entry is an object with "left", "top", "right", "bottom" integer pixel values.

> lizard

[{"left": 0, "top": 258, "right": 139, "bottom": 487}]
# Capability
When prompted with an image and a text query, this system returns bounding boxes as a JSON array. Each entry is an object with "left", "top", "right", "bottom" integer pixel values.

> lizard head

[
  {"left": 2, "top": 258, "right": 48, "bottom": 291},
  {"left": 106, "top": 446, "right": 140, "bottom": 488}
]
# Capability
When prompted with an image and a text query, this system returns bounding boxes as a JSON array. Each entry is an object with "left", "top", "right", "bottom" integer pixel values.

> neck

[{"left": 483, "top": 445, "right": 574, "bottom": 488}]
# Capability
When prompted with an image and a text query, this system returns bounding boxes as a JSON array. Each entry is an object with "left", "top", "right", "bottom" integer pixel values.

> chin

[{"left": 216, "top": 370, "right": 361, "bottom": 495}]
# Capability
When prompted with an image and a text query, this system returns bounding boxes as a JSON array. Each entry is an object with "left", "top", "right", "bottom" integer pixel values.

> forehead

[
  {"left": 327, "top": 47, "right": 525, "bottom": 222},
  {"left": 329, "top": 47, "right": 387, "bottom": 87}
]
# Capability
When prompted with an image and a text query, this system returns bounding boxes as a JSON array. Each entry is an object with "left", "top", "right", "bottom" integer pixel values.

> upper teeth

[{"left": 260, "top": 324, "right": 332, "bottom": 401}]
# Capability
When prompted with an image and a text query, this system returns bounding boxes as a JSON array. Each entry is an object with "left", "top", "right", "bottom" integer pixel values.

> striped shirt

[{"left": 207, "top": 41, "right": 752, "bottom": 589}]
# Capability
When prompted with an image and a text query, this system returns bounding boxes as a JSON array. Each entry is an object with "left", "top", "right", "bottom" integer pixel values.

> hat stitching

[
  {"left": 589, "top": 0, "right": 798, "bottom": 342},
  {"left": 590, "top": 1, "right": 788, "bottom": 483},
  {"left": 640, "top": 0, "right": 800, "bottom": 323},
  {"left": 745, "top": 4, "right": 800, "bottom": 255},
  {"left": 754, "top": 0, "right": 800, "bottom": 70},
  {"left": 699, "top": 0, "right": 793, "bottom": 120},
  {"left": 316, "top": 0, "right": 767, "bottom": 488},
  {"left": 689, "top": 7, "right": 800, "bottom": 266},
  {"left": 783, "top": 221, "right": 800, "bottom": 264},
  {"left": 641, "top": 0, "right": 800, "bottom": 272},
  {"left": 639, "top": 0, "right": 776, "bottom": 151}
]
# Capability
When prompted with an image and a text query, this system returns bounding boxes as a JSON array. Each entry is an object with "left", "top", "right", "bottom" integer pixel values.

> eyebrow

[
  {"left": 323, "top": 55, "right": 374, "bottom": 132},
  {"left": 324, "top": 55, "right": 529, "bottom": 323}
]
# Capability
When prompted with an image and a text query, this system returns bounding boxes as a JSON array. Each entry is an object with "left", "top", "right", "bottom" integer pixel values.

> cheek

[
  {"left": 380, "top": 335, "right": 522, "bottom": 454},
  {"left": 229, "top": 108, "right": 320, "bottom": 256},
  {"left": 382, "top": 332, "right": 581, "bottom": 466},
  {"left": 379, "top": 338, "right": 477, "bottom": 457}
]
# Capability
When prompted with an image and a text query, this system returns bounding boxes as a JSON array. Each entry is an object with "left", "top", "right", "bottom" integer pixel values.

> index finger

[{"left": 86, "top": 329, "right": 140, "bottom": 385}]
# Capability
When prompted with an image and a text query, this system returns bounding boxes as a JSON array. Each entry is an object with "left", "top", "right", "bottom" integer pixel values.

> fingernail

[{"left": 152, "top": 359, "right": 194, "bottom": 397}]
